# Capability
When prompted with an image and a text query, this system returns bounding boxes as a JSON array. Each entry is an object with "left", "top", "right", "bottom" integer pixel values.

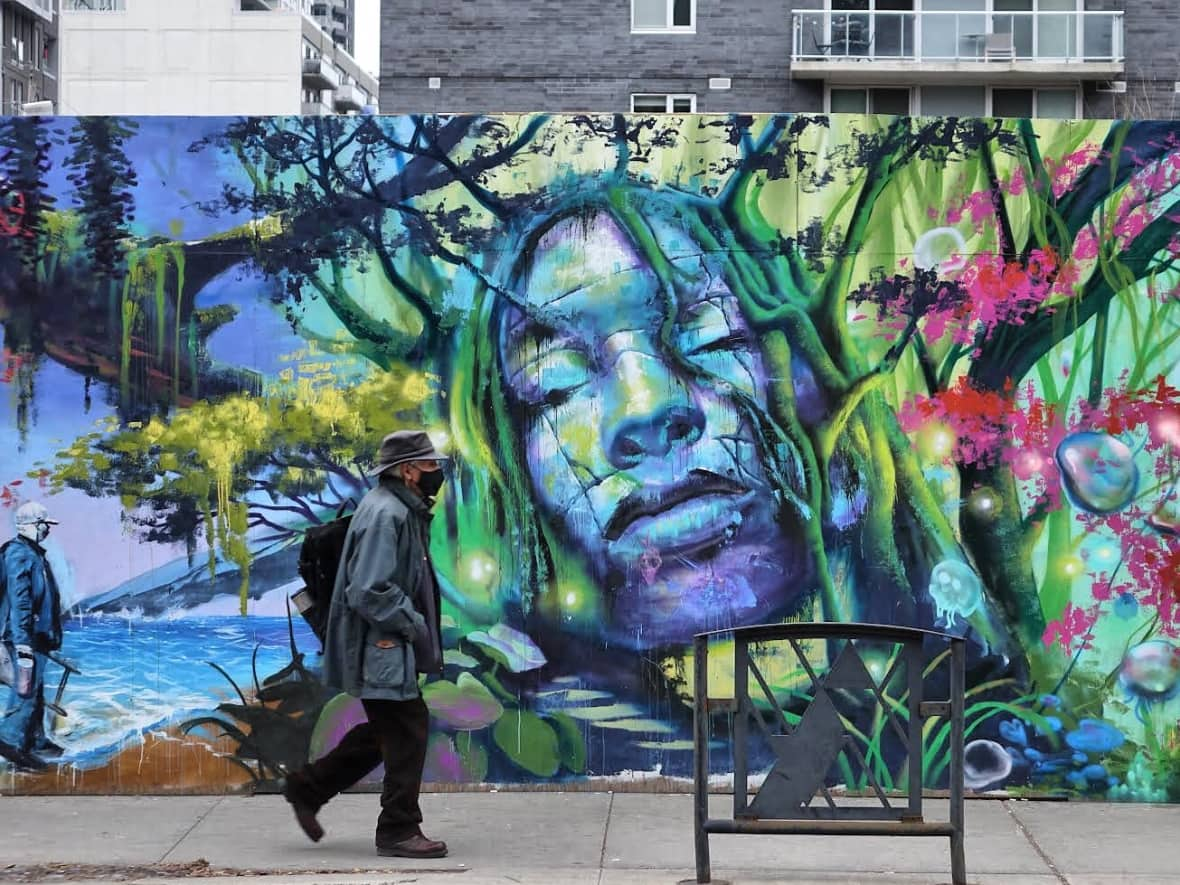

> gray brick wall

[
  {"left": 380, "top": 0, "right": 824, "bottom": 113},
  {"left": 1085, "top": 0, "right": 1180, "bottom": 119},
  {"left": 380, "top": 1, "right": 1176, "bottom": 121}
]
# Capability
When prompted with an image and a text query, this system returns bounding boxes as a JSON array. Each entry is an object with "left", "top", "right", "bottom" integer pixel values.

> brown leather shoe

[
  {"left": 377, "top": 833, "right": 448, "bottom": 858},
  {"left": 280, "top": 777, "right": 324, "bottom": 843}
]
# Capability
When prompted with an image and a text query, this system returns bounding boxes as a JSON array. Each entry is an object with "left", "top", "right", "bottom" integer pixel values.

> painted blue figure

[{"left": 0, "top": 501, "right": 64, "bottom": 769}]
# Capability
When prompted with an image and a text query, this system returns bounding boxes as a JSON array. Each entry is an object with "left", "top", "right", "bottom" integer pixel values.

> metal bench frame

[{"left": 692, "top": 622, "right": 966, "bottom": 885}]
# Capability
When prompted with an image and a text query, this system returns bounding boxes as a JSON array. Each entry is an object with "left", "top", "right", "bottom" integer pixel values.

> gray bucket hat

[{"left": 369, "top": 429, "right": 449, "bottom": 477}]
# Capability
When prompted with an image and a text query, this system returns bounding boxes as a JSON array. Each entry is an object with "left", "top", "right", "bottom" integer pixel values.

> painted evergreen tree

[
  {"left": 64, "top": 116, "right": 139, "bottom": 280},
  {"left": 0, "top": 115, "right": 57, "bottom": 279}
]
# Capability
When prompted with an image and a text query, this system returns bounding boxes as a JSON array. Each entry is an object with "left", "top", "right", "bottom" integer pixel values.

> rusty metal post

[
  {"left": 949, "top": 638, "right": 967, "bottom": 885},
  {"left": 693, "top": 632, "right": 712, "bottom": 884}
]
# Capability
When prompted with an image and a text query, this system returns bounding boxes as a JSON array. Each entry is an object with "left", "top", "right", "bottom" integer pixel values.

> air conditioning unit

[
  {"left": 1095, "top": 80, "right": 1127, "bottom": 93},
  {"left": 20, "top": 100, "right": 54, "bottom": 116}
]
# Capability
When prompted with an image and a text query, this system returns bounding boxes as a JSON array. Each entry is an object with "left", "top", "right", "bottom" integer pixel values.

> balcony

[
  {"left": 791, "top": 9, "right": 1124, "bottom": 84},
  {"left": 333, "top": 82, "right": 364, "bottom": 112},
  {"left": 301, "top": 56, "right": 340, "bottom": 90},
  {"left": 239, "top": 0, "right": 304, "bottom": 11},
  {"left": 13, "top": 0, "right": 54, "bottom": 20},
  {"left": 301, "top": 100, "right": 334, "bottom": 116}
]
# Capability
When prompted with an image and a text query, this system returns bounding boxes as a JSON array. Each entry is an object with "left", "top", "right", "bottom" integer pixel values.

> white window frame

[
  {"left": 630, "top": 93, "right": 698, "bottom": 113},
  {"left": 631, "top": 0, "right": 696, "bottom": 34},
  {"left": 988, "top": 85, "right": 1080, "bottom": 119}
]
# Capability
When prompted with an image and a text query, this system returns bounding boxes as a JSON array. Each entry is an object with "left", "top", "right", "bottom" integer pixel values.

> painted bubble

[
  {"left": 928, "top": 560, "right": 983, "bottom": 626},
  {"left": 1055, "top": 432, "right": 1138, "bottom": 514},
  {"left": 914, "top": 226, "right": 968, "bottom": 273},
  {"left": 1119, "top": 639, "right": 1180, "bottom": 700},
  {"left": 963, "top": 739, "right": 1013, "bottom": 790},
  {"left": 1065, "top": 719, "right": 1125, "bottom": 754}
]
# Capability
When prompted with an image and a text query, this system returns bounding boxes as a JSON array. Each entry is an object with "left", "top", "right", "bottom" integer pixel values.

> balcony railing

[
  {"left": 301, "top": 100, "right": 333, "bottom": 117},
  {"left": 14, "top": 0, "right": 54, "bottom": 19},
  {"left": 62, "top": 0, "right": 125, "bottom": 11},
  {"left": 302, "top": 56, "right": 340, "bottom": 90},
  {"left": 792, "top": 9, "right": 1123, "bottom": 64},
  {"left": 333, "top": 82, "right": 364, "bottom": 112}
]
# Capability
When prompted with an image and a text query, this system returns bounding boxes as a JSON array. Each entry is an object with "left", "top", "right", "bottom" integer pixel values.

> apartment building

[
  {"left": 57, "top": 0, "right": 375, "bottom": 116},
  {"left": 1, "top": 0, "right": 57, "bottom": 116},
  {"left": 380, "top": 0, "right": 1161, "bottom": 119},
  {"left": 307, "top": 0, "right": 354, "bottom": 55}
]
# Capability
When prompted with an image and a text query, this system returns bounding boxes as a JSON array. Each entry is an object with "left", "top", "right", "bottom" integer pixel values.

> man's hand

[{"left": 14, "top": 645, "right": 34, "bottom": 698}]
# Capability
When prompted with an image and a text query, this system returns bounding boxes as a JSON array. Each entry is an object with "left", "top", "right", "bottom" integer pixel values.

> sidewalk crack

[
  {"left": 596, "top": 791, "right": 615, "bottom": 885},
  {"left": 1004, "top": 800, "right": 1070, "bottom": 885},
  {"left": 158, "top": 796, "right": 225, "bottom": 864}
]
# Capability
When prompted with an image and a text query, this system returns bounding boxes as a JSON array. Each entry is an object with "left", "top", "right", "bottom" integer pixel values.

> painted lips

[{"left": 603, "top": 471, "right": 755, "bottom": 556}]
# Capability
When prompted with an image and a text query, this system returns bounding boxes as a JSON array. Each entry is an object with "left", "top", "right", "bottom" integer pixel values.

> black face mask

[{"left": 416, "top": 468, "right": 445, "bottom": 498}]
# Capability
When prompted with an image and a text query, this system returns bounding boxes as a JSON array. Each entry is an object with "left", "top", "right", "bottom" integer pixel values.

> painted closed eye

[
  {"left": 514, "top": 347, "right": 593, "bottom": 408},
  {"left": 676, "top": 301, "right": 753, "bottom": 357}
]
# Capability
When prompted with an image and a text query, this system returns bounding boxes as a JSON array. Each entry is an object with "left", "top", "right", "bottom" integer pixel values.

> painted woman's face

[{"left": 499, "top": 210, "right": 813, "bottom": 647}]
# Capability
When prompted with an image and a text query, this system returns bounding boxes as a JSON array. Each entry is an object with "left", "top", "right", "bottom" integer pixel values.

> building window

[
  {"left": 829, "top": 87, "right": 911, "bottom": 115},
  {"left": 991, "top": 87, "right": 1077, "bottom": 119},
  {"left": 631, "top": 93, "right": 696, "bottom": 113},
  {"left": 632, "top": 0, "right": 694, "bottom": 33},
  {"left": 919, "top": 84, "right": 987, "bottom": 117},
  {"left": 62, "top": 0, "right": 126, "bottom": 9}
]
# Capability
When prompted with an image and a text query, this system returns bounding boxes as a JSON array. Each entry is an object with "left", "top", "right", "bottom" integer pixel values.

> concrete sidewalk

[{"left": 1, "top": 792, "right": 1177, "bottom": 885}]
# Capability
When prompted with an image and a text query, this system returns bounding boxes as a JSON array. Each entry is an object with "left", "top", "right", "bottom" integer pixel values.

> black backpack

[{"left": 292, "top": 515, "right": 353, "bottom": 644}]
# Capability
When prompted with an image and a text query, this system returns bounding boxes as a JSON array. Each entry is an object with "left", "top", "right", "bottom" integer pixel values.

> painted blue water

[{"left": 5, "top": 615, "right": 320, "bottom": 771}]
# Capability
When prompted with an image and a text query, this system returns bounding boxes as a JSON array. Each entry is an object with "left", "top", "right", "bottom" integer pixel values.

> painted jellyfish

[
  {"left": 1055, "top": 431, "right": 1139, "bottom": 514},
  {"left": 1119, "top": 640, "right": 1180, "bottom": 703},
  {"left": 963, "top": 739, "right": 1013, "bottom": 790},
  {"left": 927, "top": 560, "right": 983, "bottom": 627}
]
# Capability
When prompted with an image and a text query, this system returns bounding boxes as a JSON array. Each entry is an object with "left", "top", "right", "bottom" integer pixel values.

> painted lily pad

[
  {"left": 562, "top": 703, "right": 645, "bottom": 721},
  {"left": 548, "top": 711, "right": 587, "bottom": 774},
  {"left": 465, "top": 623, "right": 548, "bottom": 672},
  {"left": 635, "top": 740, "right": 696, "bottom": 751},
  {"left": 493, "top": 710, "right": 560, "bottom": 777},
  {"left": 423, "top": 672, "right": 504, "bottom": 730},
  {"left": 423, "top": 732, "right": 488, "bottom": 783},
  {"left": 589, "top": 718, "right": 675, "bottom": 734},
  {"left": 308, "top": 692, "right": 383, "bottom": 784},
  {"left": 444, "top": 649, "right": 479, "bottom": 669}
]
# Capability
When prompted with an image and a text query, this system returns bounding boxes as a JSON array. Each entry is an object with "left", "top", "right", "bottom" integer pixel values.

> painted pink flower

[{"left": 1042, "top": 602, "right": 1099, "bottom": 653}]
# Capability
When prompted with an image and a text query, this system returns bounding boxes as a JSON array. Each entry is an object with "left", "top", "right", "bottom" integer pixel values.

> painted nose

[{"left": 604, "top": 351, "right": 705, "bottom": 469}]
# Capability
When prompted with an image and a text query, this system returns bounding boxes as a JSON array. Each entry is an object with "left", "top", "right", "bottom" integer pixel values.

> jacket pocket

[{"left": 362, "top": 634, "right": 417, "bottom": 692}]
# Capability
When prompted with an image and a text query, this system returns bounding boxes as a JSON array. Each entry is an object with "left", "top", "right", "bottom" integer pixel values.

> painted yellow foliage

[{"left": 48, "top": 366, "right": 437, "bottom": 613}]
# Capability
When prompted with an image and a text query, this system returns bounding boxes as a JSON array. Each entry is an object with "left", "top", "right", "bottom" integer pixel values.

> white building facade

[{"left": 58, "top": 0, "right": 375, "bottom": 116}]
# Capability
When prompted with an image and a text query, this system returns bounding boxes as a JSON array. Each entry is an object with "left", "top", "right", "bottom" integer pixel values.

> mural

[{"left": 0, "top": 113, "right": 1176, "bottom": 799}]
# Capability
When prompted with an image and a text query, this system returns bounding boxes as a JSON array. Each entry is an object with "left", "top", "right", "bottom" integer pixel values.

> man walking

[
  {"left": 283, "top": 429, "right": 448, "bottom": 859},
  {"left": 0, "top": 501, "right": 65, "bottom": 769}
]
